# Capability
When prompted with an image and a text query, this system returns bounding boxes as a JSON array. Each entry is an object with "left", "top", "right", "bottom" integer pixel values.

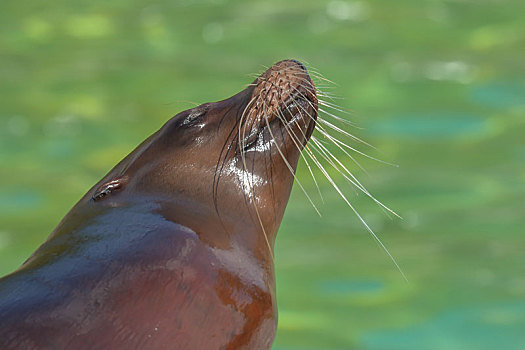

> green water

[{"left": 1, "top": 1, "right": 524, "bottom": 349}]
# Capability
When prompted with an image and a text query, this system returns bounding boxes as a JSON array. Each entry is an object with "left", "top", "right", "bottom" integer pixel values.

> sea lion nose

[
  {"left": 272, "top": 59, "right": 308, "bottom": 73},
  {"left": 285, "top": 59, "right": 307, "bottom": 71}
]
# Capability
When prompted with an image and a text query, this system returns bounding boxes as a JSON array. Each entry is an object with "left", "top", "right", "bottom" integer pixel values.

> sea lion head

[{"left": 63, "top": 60, "right": 317, "bottom": 256}]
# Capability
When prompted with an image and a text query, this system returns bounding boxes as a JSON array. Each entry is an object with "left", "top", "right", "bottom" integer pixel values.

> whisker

[
  {"left": 286, "top": 82, "right": 406, "bottom": 275},
  {"left": 238, "top": 100, "right": 275, "bottom": 261},
  {"left": 317, "top": 118, "right": 376, "bottom": 149},
  {"left": 278, "top": 105, "right": 324, "bottom": 206},
  {"left": 306, "top": 69, "right": 339, "bottom": 87},
  {"left": 318, "top": 107, "right": 360, "bottom": 128},
  {"left": 245, "top": 62, "right": 405, "bottom": 280},
  {"left": 262, "top": 101, "right": 322, "bottom": 217},
  {"left": 318, "top": 100, "right": 355, "bottom": 116},
  {"left": 305, "top": 138, "right": 407, "bottom": 281},
  {"left": 314, "top": 131, "right": 369, "bottom": 175},
  {"left": 317, "top": 128, "right": 398, "bottom": 167},
  {"left": 290, "top": 86, "right": 398, "bottom": 215},
  {"left": 312, "top": 137, "right": 400, "bottom": 219}
]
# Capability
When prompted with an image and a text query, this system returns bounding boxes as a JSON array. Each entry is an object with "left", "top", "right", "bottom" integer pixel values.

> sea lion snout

[
  {"left": 240, "top": 59, "right": 318, "bottom": 152},
  {"left": 253, "top": 59, "right": 318, "bottom": 118}
]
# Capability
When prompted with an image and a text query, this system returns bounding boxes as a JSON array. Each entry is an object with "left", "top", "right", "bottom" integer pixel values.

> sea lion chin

[{"left": 0, "top": 59, "right": 318, "bottom": 350}]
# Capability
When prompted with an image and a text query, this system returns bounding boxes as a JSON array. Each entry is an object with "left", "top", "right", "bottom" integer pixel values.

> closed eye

[
  {"left": 92, "top": 177, "right": 126, "bottom": 201},
  {"left": 181, "top": 108, "right": 207, "bottom": 126}
]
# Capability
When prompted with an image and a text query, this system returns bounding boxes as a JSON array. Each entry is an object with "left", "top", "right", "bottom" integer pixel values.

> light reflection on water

[
  {"left": 0, "top": 190, "right": 42, "bottom": 212},
  {"left": 470, "top": 81, "right": 525, "bottom": 109},
  {"left": 362, "top": 303, "right": 525, "bottom": 350},
  {"left": 366, "top": 113, "right": 488, "bottom": 139},
  {"left": 318, "top": 280, "right": 384, "bottom": 295}
]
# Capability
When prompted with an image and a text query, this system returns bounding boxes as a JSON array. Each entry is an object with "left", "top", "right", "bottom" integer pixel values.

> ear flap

[{"left": 92, "top": 176, "right": 127, "bottom": 201}]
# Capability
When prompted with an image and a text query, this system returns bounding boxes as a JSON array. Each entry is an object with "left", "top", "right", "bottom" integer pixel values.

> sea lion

[{"left": 0, "top": 59, "right": 318, "bottom": 349}]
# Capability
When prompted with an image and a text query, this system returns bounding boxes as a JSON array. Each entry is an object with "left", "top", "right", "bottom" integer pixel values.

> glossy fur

[{"left": 0, "top": 60, "right": 317, "bottom": 350}]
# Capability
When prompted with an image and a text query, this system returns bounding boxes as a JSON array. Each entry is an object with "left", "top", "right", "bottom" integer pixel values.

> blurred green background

[{"left": 1, "top": 0, "right": 524, "bottom": 349}]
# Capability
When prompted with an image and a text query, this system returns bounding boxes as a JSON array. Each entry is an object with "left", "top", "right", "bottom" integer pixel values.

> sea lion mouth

[{"left": 240, "top": 60, "right": 318, "bottom": 152}]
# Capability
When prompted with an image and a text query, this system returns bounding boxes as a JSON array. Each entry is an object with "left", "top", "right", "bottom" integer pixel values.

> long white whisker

[
  {"left": 251, "top": 62, "right": 405, "bottom": 280},
  {"left": 312, "top": 137, "right": 400, "bottom": 219},
  {"left": 318, "top": 128, "right": 398, "bottom": 167},
  {"left": 318, "top": 107, "right": 360, "bottom": 128},
  {"left": 238, "top": 95, "right": 275, "bottom": 260},
  {"left": 317, "top": 118, "right": 376, "bottom": 149},
  {"left": 306, "top": 138, "right": 407, "bottom": 281},
  {"left": 262, "top": 102, "right": 322, "bottom": 217},
  {"left": 318, "top": 101, "right": 354, "bottom": 117},
  {"left": 278, "top": 104, "right": 325, "bottom": 205}
]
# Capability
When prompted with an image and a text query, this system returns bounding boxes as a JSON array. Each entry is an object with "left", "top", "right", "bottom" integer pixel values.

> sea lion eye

[
  {"left": 182, "top": 112, "right": 201, "bottom": 126},
  {"left": 181, "top": 106, "right": 209, "bottom": 126},
  {"left": 92, "top": 177, "right": 126, "bottom": 201}
]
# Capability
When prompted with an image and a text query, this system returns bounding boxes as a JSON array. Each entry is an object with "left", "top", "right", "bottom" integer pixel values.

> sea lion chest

[{"left": 0, "top": 205, "right": 276, "bottom": 350}]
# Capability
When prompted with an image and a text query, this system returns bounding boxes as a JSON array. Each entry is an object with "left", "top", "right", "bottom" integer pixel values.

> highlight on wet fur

[{"left": 214, "top": 60, "right": 407, "bottom": 280}]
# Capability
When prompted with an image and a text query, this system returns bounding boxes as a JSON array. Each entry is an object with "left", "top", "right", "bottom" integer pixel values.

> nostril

[
  {"left": 287, "top": 59, "right": 307, "bottom": 71},
  {"left": 272, "top": 59, "right": 308, "bottom": 73}
]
